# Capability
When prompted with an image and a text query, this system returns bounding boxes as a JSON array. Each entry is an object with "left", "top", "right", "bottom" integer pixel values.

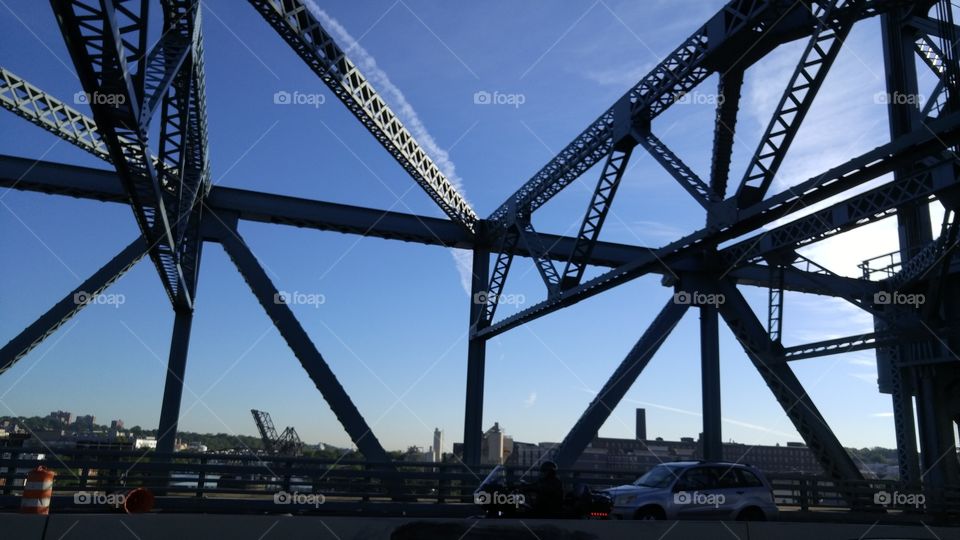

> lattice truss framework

[{"left": 2, "top": 0, "right": 960, "bottom": 496}]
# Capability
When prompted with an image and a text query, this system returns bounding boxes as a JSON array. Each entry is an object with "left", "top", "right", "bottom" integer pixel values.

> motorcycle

[{"left": 473, "top": 465, "right": 612, "bottom": 519}]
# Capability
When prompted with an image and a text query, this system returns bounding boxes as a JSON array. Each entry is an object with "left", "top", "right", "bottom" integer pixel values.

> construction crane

[{"left": 250, "top": 409, "right": 304, "bottom": 456}]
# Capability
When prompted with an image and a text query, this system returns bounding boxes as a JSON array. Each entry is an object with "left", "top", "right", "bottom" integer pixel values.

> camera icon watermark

[
  {"left": 74, "top": 491, "right": 125, "bottom": 508},
  {"left": 73, "top": 290, "right": 126, "bottom": 308},
  {"left": 472, "top": 290, "right": 525, "bottom": 307},
  {"left": 874, "top": 490, "right": 925, "bottom": 508},
  {"left": 473, "top": 490, "right": 525, "bottom": 507},
  {"left": 673, "top": 490, "right": 725, "bottom": 508},
  {"left": 671, "top": 91, "right": 725, "bottom": 106},
  {"left": 273, "top": 90, "right": 325, "bottom": 108},
  {"left": 473, "top": 90, "right": 526, "bottom": 108},
  {"left": 873, "top": 291, "right": 924, "bottom": 307},
  {"left": 273, "top": 490, "right": 325, "bottom": 508},
  {"left": 273, "top": 290, "right": 326, "bottom": 308},
  {"left": 673, "top": 290, "right": 725, "bottom": 307},
  {"left": 73, "top": 91, "right": 125, "bottom": 106},
  {"left": 873, "top": 91, "right": 924, "bottom": 106}
]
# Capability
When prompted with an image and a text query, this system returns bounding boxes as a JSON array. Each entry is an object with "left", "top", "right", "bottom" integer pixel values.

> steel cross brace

[
  {"left": 208, "top": 214, "right": 394, "bottom": 466},
  {"left": 0, "top": 237, "right": 148, "bottom": 377}
]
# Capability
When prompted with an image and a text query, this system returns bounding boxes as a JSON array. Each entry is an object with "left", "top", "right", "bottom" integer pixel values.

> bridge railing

[{"left": 0, "top": 448, "right": 957, "bottom": 515}]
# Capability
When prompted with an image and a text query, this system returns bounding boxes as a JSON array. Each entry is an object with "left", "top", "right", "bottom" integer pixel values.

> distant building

[
  {"left": 432, "top": 428, "right": 443, "bottom": 463},
  {"left": 481, "top": 422, "right": 514, "bottom": 465},
  {"left": 47, "top": 411, "right": 72, "bottom": 427},
  {"left": 635, "top": 408, "right": 646, "bottom": 440},
  {"left": 73, "top": 415, "right": 96, "bottom": 431}
]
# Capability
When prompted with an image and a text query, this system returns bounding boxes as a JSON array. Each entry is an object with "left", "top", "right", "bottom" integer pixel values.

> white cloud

[
  {"left": 524, "top": 392, "right": 538, "bottom": 408},
  {"left": 303, "top": 2, "right": 477, "bottom": 295}
]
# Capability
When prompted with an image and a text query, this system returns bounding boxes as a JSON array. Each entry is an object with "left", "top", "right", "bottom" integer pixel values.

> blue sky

[{"left": 0, "top": 0, "right": 947, "bottom": 453}]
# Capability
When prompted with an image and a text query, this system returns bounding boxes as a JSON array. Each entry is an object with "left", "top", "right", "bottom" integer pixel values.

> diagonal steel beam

[
  {"left": 553, "top": 299, "right": 689, "bottom": 469},
  {"left": 482, "top": 227, "right": 520, "bottom": 325},
  {"left": 246, "top": 0, "right": 477, "bottom": 232},
  {"left": 212, "top": 215, "right": 393, "bottom": 464},
  {"left": 561, "top": 147, "right": 633, "bottom": 290},
  {"left": 735, "top": 0, "right": 856, "bottom": 208},
  {"left": 517, "top": 221, "right": 562, "bottom": 294},
  {"left": 0, "top": 237, "right": 148, "bottom": 377},
  {"left": 638, "top": 133, "right": 715, "bottom": 210},
  {"left": 715, "top": 279, "right": 865, "bottom": 483},
  {"left": 709, "top": 69, "right": 743, "bottom": 199}
]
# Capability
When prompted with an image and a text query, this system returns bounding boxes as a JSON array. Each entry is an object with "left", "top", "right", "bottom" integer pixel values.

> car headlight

[{"left": 615, "top": 494, "right": 637, "bottom": 506}]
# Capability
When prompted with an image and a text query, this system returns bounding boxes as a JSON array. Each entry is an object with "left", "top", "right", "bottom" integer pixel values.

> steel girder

[
  {"left": 714, "top": 279, "right": 865, "bottom": 484},
  {"left": 245, "top": 0, "right": 477, "bottom": 233},
  {"left": 0, "top": 66, "right": 114, "bottom": 162},
  {"left": 475, "top": 113, "right": 960, "bottom": 339},
  {"left": 486, "top": 0, "right": 928, "bottom": 231},
  {"left": 561, "top": 148, "right": 634, "bottom": 290},
  {"left": 709, "top": 69, "right": 744, "bottom": 198},
  {"left": 734, "top": 0, "right": 856, "bottom": 208},
  {"left": 210, "top": 214, "right": 392, "bottom": 464},
  {"left": 553, "top": 299, "right": 689, "bottom": 469},
  {"left": 0, "top": 237, "right": 148, "bottom": 377},
  {"left": 50, "top": 0, "right": 191, "bottom": 308}
]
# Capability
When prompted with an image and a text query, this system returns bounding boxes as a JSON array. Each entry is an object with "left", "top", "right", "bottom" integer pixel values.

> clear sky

[{"left": 0, "top": 0, "right": 947, "bottom": 453}]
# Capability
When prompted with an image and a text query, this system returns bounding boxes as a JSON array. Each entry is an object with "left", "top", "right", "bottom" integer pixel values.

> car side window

[
  {"left": 735, "top": 469, "right": 764, "bottom": 488},
  {"left": 677, "top": 467, "right": 717, "bottom": 490},
  {"left": 712, "top": 467, "right": 739, "bottom": 488}
]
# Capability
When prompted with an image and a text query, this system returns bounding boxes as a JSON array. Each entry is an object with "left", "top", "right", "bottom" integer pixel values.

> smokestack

[{"left": 636, "top": 408, "right": 646, "bottom": 440}]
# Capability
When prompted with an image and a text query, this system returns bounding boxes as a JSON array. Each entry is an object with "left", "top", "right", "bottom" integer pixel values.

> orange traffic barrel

[
  {"left": 20, "top": 466, "right": 55, "bottom": 514},
  {"left": 123, "top": 487, "right": 155, "bottom": 514}
]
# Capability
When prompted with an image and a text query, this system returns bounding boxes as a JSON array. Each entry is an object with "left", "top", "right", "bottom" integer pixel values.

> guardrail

[{"left": 0, "top": 448, "right": 957, "bottom": 517}]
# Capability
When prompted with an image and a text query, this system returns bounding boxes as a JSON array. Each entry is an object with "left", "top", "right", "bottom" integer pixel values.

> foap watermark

[
  {"left": 474, "top": 490, "right": 525, "bottom": 507},
  {"left": 273, "top": 90, "right": 326, "bottom": 108},
  {"left": 73, "top": 91, "right": 126, "bottom": 106},
  {"left": 273, "top": 490, "right": 325, "bottom": 508},
  {"left": 674, "top": 490, "right": 725, "bottom": 508},
  {"left": 74, "top": 491, "right": 125, "bottom": 508},
  {"left": 673, "top": 290, "right": 725, "bottom": 307},
  {"left": 73, "top": 290, "right": 125, "bottom": 308},
  {"left": 473, "top": 90, "right": 526, "bottom": 108},
  {"left": 874, "top": 490, "right": 925, "bottom": 509},
  {"left": 873, "top": 291, "right": 925, "bottom": 307},
  {"left": 273, "top": 290, "right": 326, "bottom": 308},
  {"left": 873, "top": 91, "right": 924, "bottom": 106},
  {"left": 671, "top": 90, "right": 724, "bottom": 106},
  {"left": 472, "top": 290, "right": 526, "bottom": 307}
]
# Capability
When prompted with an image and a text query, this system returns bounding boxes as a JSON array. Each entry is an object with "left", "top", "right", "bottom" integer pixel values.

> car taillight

[{"left": 589, "top": 511, "right": 609, "bottom": 519}]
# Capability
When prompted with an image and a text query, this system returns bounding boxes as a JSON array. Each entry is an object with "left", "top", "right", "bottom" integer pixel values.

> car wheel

[
  {"left": 634, "top": 506, "right": 665, "bottom": 520},
  {"left": 736, "top": 507, "right": 766, "bottom": 521}
]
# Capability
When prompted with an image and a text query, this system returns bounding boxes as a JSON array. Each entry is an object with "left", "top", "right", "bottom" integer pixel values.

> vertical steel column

[
  {"left": 156, "top": 307, "right": 194, "bottom": 455},
  {"left": 880, "top": 5, "right": 941, "bottom": 487},
  {"left": 700, "top": 304, "right": 722, "bottom": 461},
  {"left": 463, "top": 243, "right": 490, "bottom": 467}
]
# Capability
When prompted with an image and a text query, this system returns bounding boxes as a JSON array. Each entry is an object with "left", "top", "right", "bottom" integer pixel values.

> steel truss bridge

[{"left": 1, "top": 0, "right": 960, "bottom": 513}]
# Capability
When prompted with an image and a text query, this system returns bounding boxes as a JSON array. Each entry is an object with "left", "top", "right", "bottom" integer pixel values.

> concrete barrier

[{"left": 3, "top": 514, "right": 953, "bottom": 539}]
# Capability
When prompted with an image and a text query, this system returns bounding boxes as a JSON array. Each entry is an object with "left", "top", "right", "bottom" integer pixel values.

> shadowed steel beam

[
  {"left": 735, "top": 0, "right": 855, "bottom": 208},
  {"left": 476, "top": 114, "right": 960, "bottom": 340},
  {"left": 52, "top": 0, "right": 188, "bottom": 308},
  {"left": 213, "top": 217, "right": 392, "bottom": 464},
  {"left": 482, "top": 227, "right": 519, "bottom": 324},
  {"left": 715, "top": 279, "right": 864, "bottom": 483},
  {"left": 553, "top": 300, "right": 688, "bottom": 469},
  {"left": 156, "top": 308, "right": 194, "bottom": 455},
  {"left": 518, "top": 221, "right": 561, "bottom": 294},
  {"left": 709, "top": 69, "right": 743, "bottom": 199},
  {"left": 246, "top": 0, "right": 477, "bottom": 232},
  {"left": 464, "top": 246, "right": 490, "bottom": 466},
  {"left": 638, "top": 133, "right": 715, "bottom": 209},
  {"left": 561, "top": 148, "right": 633, "bottom": 290},
  {"left": 0, "top": 237, "right": 148, "bottom": 377},
  {"left": 700, "top": 304, "right": 722, "bottom": 461}
]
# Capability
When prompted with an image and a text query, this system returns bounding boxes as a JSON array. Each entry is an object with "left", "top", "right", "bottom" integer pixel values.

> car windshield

[{"left": 632, "top": 465, "right": 678, "bottom": 488}]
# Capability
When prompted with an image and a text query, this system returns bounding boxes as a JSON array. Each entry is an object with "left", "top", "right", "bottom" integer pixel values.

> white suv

[{"left": 604, "top": 461, "right": 779, "bottom": 521}]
